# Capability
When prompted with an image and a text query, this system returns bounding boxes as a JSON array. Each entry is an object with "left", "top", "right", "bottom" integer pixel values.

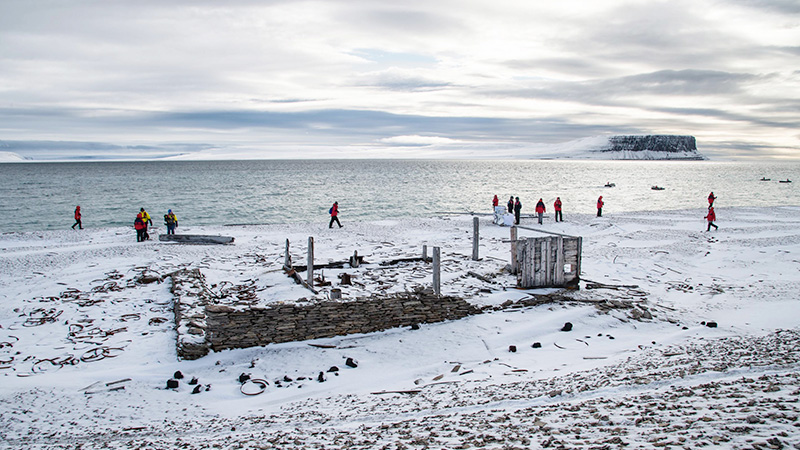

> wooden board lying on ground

[{"left": 159, "top": 234, "right": 234, "bottom": 245}]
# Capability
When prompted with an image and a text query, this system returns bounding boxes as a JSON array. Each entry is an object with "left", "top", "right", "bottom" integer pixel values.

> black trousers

[
  {"left": 136, "top": 229, "right": 146, "bottom": 242},
  {"left": 555, "top": 211, "right": 562, "bottom": 222},
  {"left": 329, "top": 216, "right": 342, "bottom": 228},
  {"left": 72, "top": 219, "right": 82, "bottom": 229}
]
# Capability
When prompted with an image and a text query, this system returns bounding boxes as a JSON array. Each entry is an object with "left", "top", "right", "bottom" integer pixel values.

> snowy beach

[{"left": 1, "top": 207, "right": 800, "bottom": 449}]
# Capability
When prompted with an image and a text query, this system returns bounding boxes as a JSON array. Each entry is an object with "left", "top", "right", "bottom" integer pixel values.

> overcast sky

[{"left": 1, "top": 0, "right": 798, "bottom": 160}]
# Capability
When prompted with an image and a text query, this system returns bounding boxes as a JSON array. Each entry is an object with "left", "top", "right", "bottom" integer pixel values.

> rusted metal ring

[
  {"left": 149, "top": 317, "right": 168, "bottom": 326},
  {"left": 240, "top": 378, "right": 268, "bottom": 396},
  {"left": 81, "top": 347, "right": 107, "bottom": 362}
]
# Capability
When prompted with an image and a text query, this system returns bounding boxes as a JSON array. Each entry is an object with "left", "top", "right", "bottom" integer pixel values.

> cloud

[
  {"left": 379, "top": 135, "right": 461, "bottom": 146},
  {"left": 0, "top": 0, "right": 797, "bottom": 159}
]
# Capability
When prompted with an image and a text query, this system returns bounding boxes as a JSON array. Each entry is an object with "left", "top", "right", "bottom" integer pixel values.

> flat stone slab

[{"left": 159, "top": 234, "right": 234, "bottom": 245}]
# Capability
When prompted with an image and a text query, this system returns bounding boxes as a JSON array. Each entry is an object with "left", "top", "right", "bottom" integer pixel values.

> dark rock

[
  {"left": 173, "top": 371, "right": 184, "bottom": 380},
  {"left": 317, "top": 371, "right": 325, "bottom": 383},
  {"left": 191, "top": 385, "right": 202, "bottom": 394},
  {"left": 410, "top": 324, "right": 420, "bottom": 330},
  {"left": 509, "top": 345, "right": 517, "bottom": 353},
  {"left": 283, "top": 375, "right": 293, "bottom": 382},
  {"left": 561, "top": 322, "right": 573, "bottom": 332},
  {"left": 166, "top": 379, "right": 179, "bottom": 389},
  {"left": 706, "top": 321, "right": 718, "bottom": 328},
  {"left": 345, "top": 357, "right": 358, "bottom": 368},
  {"left": 188, "top": 377, "right": 198, "bottom": 385},
  {"left": 532, "top": 342, "right": 542, "bottom": 348},
  {"left": 767, "top": 437, "right": 783, "bottom": 449},
  {"left": 327, "top": 366, "right": 339, "bottom": 372},
  {"left": 238, "top": 373, "right": 251, "bottom": 384}
]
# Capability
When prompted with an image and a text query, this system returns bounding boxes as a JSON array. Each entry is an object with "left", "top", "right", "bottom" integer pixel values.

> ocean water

[{"left": 0, "top": 159, "right": 798, "bottom": 233}]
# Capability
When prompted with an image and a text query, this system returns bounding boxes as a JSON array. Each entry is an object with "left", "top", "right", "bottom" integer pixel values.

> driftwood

[
  {"left": 582, "top": 279, "right": 640, "bottom": 289},
  {"left": 467, "top": 271, "right": 495, "bottom": 284},
  {"left": 284, "top": 266, "right": 318, "bottom": 294},
  {"left": 371, "top": 390, "right": 421, "bottom": 395},
  {"left": 159, "top": 234, "right": 234, "bottom": 245},
  {"left": 293, "top": 257, "right": 367, "bottom": 272},
  {"left": 380, "top": 256, "right": 429, "bottom": 266}
]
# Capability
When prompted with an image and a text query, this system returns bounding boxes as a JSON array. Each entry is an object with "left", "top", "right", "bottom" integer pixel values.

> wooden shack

[{"left": 511, "top": 227, "right": 582, "bottom": 288}]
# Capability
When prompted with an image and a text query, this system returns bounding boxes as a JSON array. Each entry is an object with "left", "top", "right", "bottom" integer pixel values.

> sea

[{"left": 0, "top": 159, "right": 798, "bottom": 233}]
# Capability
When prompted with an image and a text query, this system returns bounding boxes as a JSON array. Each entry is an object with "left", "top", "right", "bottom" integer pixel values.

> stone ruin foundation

[{"left": 169, "top": 268, "right": 481, "bottom": 360}]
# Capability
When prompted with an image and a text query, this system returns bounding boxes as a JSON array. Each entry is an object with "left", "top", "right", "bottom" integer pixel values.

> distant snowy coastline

[
  {"left": 0, "top": 135, "right": 706, "bottom": 161},
  {"left": 0, "top": 151, "right": 27, "bottom": 162}
]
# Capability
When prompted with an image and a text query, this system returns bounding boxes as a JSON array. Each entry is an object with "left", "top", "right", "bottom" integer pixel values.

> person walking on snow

[
  {"left": 507, "top": 196, "right": 514, "bottom": 214},
  {"left": 708, "top": 192, "right": 716, "bottom": 207},
  {"left": 329, "top": 201, "right": 342, "bottom": 228},
  {"left": 134, "top": 212, "right": 146, "bottom": 242},
  {"left": 164, "top": 209, "right": 178, "bottom": 235},
  {"left": 597, "top": 196, "right": 604, "bottom": 217},
  {"left": 554, "top": 197, "right": 563, "bottom": 222},
  {"left": 492, "top": 195, "right": 499, "bottom": 208},
  {"left": 140, "top": 208, "right": 153, "bottom": 240},
  {"left": 535, "top": 198, "right": 546, "bottom": 225},
  {"left": 705, "top": 206, "right": 718, "bottom": 231},
  {"left": 514, "top": 197, "right": 522, "bottom": 225},
  {"left": 72, "top": 205, "right": 82, "bottom": 229}
]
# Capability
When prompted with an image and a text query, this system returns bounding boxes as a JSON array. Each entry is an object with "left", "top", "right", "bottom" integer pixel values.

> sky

[{"left": 0, "top": 0, "right": 798, "bottom": 160}]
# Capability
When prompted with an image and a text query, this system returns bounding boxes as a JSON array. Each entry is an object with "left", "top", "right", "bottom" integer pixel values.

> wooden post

[
  {"left": 543, "top": 237, "right": 552, "bottom": 286},
  {"left": 523, "top": 238, "right": 534, "bottom": 288},
  {"left": 422, "top": 244, "right": 428, "bottom": 261},
  {"left": 284, "top": 239, "right": 291, "bottom": 268},
  {"left": 472, "top": 217, "right": 479, "bottom": 261},
  {"left": 555, "top": 236, "right": 565, "bottom": 285},
  {"left": 576, "top": 237, "right": 583, "bottom": 281},
  {"left": 307, "top": 236, "right": 314, "bottom": 287},
  {"left": 510, "top": 227, "right": 518, "bottom": 274},
  {"left": 432, "top": 246, "right": 441, "bottom": 296}
]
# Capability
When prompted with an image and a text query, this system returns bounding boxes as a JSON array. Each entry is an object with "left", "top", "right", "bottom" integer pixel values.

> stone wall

[
  {"left": 204, "top": 292, "right": 481, "bottom": 353},
  {"left": 170, "top": 269, "right": 212, "bottom": 360}
]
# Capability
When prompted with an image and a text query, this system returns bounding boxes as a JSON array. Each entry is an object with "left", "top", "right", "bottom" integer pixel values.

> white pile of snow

[
  {"left": 1, "top": 207, "right": 799, "bottom": 448},
  {"left": 0, "top": 151, "right": 27, "bottom": 162}
]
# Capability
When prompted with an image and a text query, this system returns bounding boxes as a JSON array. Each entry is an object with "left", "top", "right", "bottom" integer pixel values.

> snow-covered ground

[{"left": 1, "top": 207, "right": 799, "bottom": 449}]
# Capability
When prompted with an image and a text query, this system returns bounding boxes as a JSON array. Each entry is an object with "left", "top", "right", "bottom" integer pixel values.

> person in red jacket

[
  {"left": 134, "top": 212, "right": 146, "bottom": 242},
  {"left": 535, "top": 198, "right": 546, "bottom": 224},
  {"left": 705, "top": 206, "right": 718, "bottom": 231},
  {"left": 329, "top": 201, "right": 342, "bottom": 228},
  {"left": 554, "top": 197, "right": 562, "bottom": 222},
  {"left": 597, "top": 196, "right": 604, "bottom": 217},
  {"left": 708, "top": 192, "right": 716, "bottom": 206},
  {"left": 492, "top": 195, "right": 499, "bottom": 208},
  {"left": 72, "top": 205, "right": 82, "bottom": 229}
]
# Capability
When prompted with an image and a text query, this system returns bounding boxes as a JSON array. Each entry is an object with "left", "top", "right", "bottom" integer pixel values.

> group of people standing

[
  {"left": 134, "top": 208, "right": 179, "bottom": 241},
  {"left": 492, "top": 195, "right": 565, "bottom": 225},
  {"left": 491, "top": 192, "right": 717, "bottom": 230},
  {"left": 73, "top": 206, "right": 178, "bottom": 241}
]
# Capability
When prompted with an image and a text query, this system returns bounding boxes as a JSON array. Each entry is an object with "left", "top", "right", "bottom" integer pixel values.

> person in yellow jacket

[
  {"left": 164, "top": 209, "right": 178, "bottom": 235},
  {"left": 139, "top": 208, "right": 153, "bottom": 240}
]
